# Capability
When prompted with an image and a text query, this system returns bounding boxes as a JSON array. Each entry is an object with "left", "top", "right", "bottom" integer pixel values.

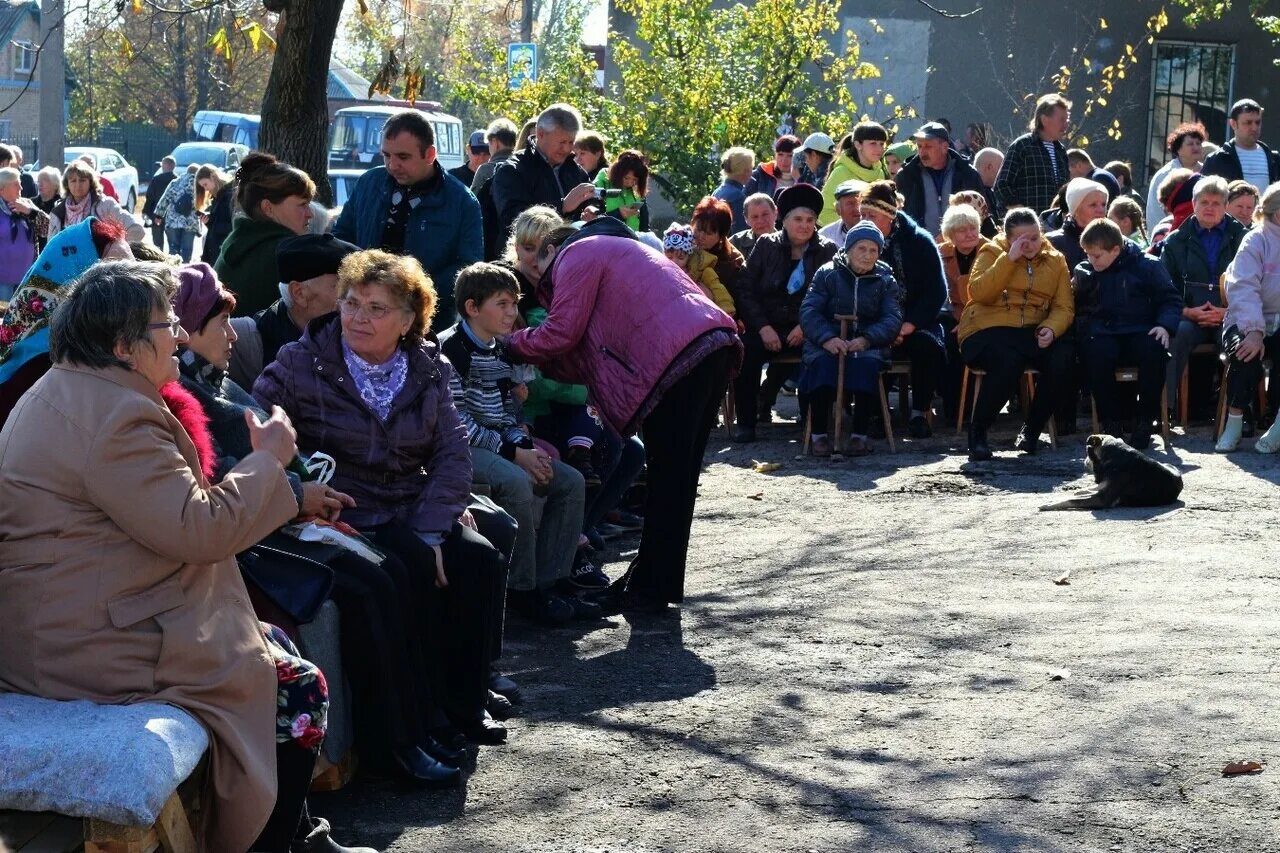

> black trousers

[
  {"left": 328, "top": 550, "right": 433, "bottom": 758},
  {"left": 734, "top": 331, "right": 802, "bottom": 429},
  {"left": 467, "top": 493, "right": 515, "bottom": 664},
  {"left": 809, "top": 388, "right": 873, "bottom": 435},
  {"left": 622, "top": 347, "right": 734, "bottom": 603},
  {"left": 362, "top": 520, "right": 505, "bottom": 726},
  {"left": 1223, "top": 324, "right": 1280, "bottom": 412},
  {"left": 891, "top": 331, "right": 945, "bottom": 415},
  {"left": 962, "top": 326, "right": 1073, "bottom": 435},
  {"left": 253, "top": 742, "right": 317, "bottom": 853},
  {"left": 1083, "top": 331, "right": 1168, "bottom": 429},
  {"left": 940, "top": 315, "right": 964, "bottom": 420}
]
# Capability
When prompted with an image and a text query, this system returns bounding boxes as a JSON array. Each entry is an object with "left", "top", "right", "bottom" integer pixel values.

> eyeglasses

[
  {"left": 146, "top": 318, "right": 183, "bottom": 336},
  {"left": 339, "top": 297, "right": 398, "bottom": 321}
]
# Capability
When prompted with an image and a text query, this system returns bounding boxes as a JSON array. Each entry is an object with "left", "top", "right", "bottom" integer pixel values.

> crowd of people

[{"left": 1, "top": 90, "right": 1279, "bottom": 852}]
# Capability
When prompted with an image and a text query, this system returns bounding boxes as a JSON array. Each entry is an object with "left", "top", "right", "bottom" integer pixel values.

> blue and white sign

[{"left": 508, "top": 43, "right": 538, "bottom": 90}]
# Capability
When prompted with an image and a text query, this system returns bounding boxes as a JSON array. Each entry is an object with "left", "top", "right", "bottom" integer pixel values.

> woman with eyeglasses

[
  {"left": 254, "top": 248, "right": 511, "bottom": 748},
  {"left": 0, "top": 260, "right": 375, "bottom": 853}
]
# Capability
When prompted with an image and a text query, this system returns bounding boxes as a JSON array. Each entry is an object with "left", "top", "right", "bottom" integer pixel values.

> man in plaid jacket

[{"left": 994, "top": 93, "right": 1072, "bottom": 219}]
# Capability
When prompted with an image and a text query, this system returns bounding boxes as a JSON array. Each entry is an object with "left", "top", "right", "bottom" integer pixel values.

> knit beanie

[
  {"left": 662, "top": 223, "right": 695, "bottom": 254},
  {"left": 860, "top": 180, "right": 901, "bottom": 219},
  {"left": 173, "top": 262, "right": 228, "bottom": 335},
  {"left": 844, "top": 221, "right": 885, "bottom": 252},
  {"left": 1064, "top": 177, "right": 1108, "bottom": 217}
]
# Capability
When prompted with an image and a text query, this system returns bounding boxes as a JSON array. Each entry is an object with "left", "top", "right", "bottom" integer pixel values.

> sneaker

[
  {"left": 508, "top": 589, "right": 574, "bottom": 625},
  {"left": 596, "top": 522, "right": 629, "bottom": 540},
  {"left": 565, "top": 446, "right": 602, "bottom": 488},
  {"left": 604, "top": 509, "right": 644, "bottom": 530},
  {"left": 1256, "top": 426, "right": 1280, "bottom": 454},
  {"left": 810, "top": 434, "right": 833, "bottom": 457},
  {"left": 585, "top": 526, "right": 607, "bottom": 552},
  {"left": 567, "top": 552, "right": 611, "bottom": 589},
  {"left": 780, "top": 379, "right": 798, "bottom": 396},
  {"left": 908, "top": 415, "right": 932, "bottom": 438}
]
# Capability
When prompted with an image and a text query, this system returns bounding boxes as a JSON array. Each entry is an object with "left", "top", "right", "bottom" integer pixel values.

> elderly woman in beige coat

[{"left": 0, "top": 261, "right": 372, "bottom": 853}]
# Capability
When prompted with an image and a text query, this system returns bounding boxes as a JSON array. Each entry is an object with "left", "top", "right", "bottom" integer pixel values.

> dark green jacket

[
  {"left": 1159, "top": 214, "right": 1247, "bottom": 308},
  {"left": 214, "top": 215, "right": 297, "bottom": 317}
]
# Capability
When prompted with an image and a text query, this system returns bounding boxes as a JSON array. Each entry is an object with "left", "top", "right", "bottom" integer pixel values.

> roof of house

[
  {"left": 0, "top": 0, "right": 39, "bottom": 49},
  {"left": 328, "top": 59, "right": 392, "bottom": 102}
]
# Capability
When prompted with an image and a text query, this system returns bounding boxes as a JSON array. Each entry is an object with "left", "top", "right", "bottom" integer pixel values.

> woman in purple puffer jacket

[{"left": 507, "top": 216, "right": 742, "bottom": 614}]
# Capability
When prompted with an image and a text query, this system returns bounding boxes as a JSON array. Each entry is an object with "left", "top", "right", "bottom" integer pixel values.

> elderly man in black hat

[
  {"left": 450, "top": 130, "right": 493, "bottom": 186},
  {"left": 819, "top": 179, "right": 868, "bottom": 246},
  {"left": 227, "top": 232, "right": 360, "bottom": 389},
  {"left": 732, "top": 183, "right": 839, "bottom": 442},
  {"left": 894, "top": 121, "right": 993, "bottom": 238}
]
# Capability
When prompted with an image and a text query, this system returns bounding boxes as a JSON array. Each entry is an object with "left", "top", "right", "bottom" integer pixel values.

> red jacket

[{"left": 506, "top": 226, "right": 740, "bottom": 436}]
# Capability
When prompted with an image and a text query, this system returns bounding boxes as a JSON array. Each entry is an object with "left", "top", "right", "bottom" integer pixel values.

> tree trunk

[
  {"left": 38, "top": 0, "right": 65, "bottom": 167},
  {"left": 259, "top": 0, "right": 343, "bottom": 205}
]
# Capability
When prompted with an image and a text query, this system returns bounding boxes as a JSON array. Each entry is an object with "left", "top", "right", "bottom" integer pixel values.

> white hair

[
  {"left": 0, "top": 166, "right": 20, "bottom": 192},
  {"left": 536, "top": 103, "right": 583, "bottom": 135},
  {"left": 1192, "top": 175, "right": 1230, "bottom": 201}
]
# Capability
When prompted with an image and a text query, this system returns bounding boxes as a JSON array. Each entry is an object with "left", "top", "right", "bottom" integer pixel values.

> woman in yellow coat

[{"left": 957, "top": 206, "right": 1075, "bottom": 460}]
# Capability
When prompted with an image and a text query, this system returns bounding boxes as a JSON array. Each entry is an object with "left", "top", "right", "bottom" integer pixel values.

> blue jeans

[
  {"left": 584, "top": 431, "right": 645, "bottom": 533},
  {"left": 166, "top": 227, "right": 195, "bottom": 262}
]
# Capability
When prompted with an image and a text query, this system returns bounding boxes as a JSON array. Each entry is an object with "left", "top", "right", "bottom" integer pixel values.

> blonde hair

[
  {"left": 337, "top": 249, "right": 436, "bottom": 344},
  {"left": 505, "top": 204, "right": 564, "bottom": 264},
  {"left": 1031, "top": 93, "right": 1072, "bottom": 133},
  {"left": 1260, "top": 183, "right": 1280, "bottom": 224},
  {"left": 940, "top": 203, "right": 981, "bottom": 238},
  {"left": 61, "top": 159, "right": 103, "bottom": 199},
  {"left": 194, "top": 164, "right": 232, "bottom": 211},
  {"left": 1108, "top": 196, "right": 1147, "bottom": 243},
  {"left": 720, "top": 146, "right": 755, "bottom": 178}
]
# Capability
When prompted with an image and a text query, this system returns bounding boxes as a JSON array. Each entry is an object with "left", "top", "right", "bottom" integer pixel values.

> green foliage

[{"left": 1171, "top": 0, "right": 1280, "bottom": 60}]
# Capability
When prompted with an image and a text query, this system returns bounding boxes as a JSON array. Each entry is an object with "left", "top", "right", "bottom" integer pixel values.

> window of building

[
  {"left": 13, "top": 41, "right": 36, "bottom": 75},
  {"left": 1146, "top": 40, "right": 1235, "bottom": 181}
]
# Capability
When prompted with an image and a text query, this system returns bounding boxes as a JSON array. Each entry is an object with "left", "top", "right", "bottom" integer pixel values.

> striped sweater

[{"left": 437, "top": 320, "right": 533, "bottom": 460}]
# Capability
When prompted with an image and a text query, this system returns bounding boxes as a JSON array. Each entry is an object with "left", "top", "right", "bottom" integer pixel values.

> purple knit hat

[{"left": 173, "top": 263, "right": 230, "bottom": 334}]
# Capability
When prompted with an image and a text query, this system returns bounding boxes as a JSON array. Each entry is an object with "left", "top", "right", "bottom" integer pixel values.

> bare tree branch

[{"left": 912, "top": 0, "right": 981, "bottom": 18}]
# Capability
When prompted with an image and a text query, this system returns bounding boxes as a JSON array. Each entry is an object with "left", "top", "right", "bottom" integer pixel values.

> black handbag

[
  {"left": 237, "top": 531, "right": 338, "bottom": 624},
  {"left": 1183, "top": 280, "right": 1221, "bottom": 308}
]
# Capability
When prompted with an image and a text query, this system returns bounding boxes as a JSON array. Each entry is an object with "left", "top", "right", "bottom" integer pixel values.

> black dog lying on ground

[{"left": 1040, "top": 434, "right": 1184, "bottom": 511}]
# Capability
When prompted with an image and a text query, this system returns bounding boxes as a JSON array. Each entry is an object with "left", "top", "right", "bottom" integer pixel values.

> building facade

[{"left": 0, "top": 1, "right": 39, "bottom": 144}]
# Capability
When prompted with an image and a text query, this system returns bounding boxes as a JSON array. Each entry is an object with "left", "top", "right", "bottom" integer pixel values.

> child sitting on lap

[
  {"left": 663, "top": 224, "right": 736, "bottom": 315},
  {"left": 798, "top": 222, "right": 903, "bottom": 456}
]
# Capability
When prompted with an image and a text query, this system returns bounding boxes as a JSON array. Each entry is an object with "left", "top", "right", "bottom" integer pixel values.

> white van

[
  {"left": 329, "top": 105, "right": 464, "bottom": 173},
  {"left": 192, "top": 110, "right": 260, "bottom": 148}
]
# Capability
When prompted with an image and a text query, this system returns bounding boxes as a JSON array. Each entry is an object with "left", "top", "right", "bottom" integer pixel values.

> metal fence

[{"left": 0, "top": 123, "right": 182, "bottom": 179}]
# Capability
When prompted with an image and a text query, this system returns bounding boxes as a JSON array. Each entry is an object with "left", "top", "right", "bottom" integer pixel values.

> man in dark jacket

[
  {"left": 142, "top": 157, "right": 177, "bottom": 251},
  {"left": 332, "top": 110, "right": 482, "bottom": 332},
  {"left": 1201, "top": 99, "right": 1280, "bottom": 190},
  {"left": 227, "top": 233, "right": 359, "bottom": 390},
  {"left": 732, "top": 184, "right": 838, "bottom": 442},
  {"left": 490, "top": 103, "right": 597, "bottom": 241},
  {"left": 894, "top": 122, "right": 993, "bottom": 238},
  {"left": 1075, "top": 219, "right": 1183, "bottom": 448},
  {"left": 449, "top": 130, "right": 491, "bottom": 187},
  {"left": 1158, "top": 175, "right": 1247, "bottom": 416},
  {"left": 859, "top": 180, "right": 947, "bottom": 437},
  {"left": 994, "top": 93, "right": 1072, "bottom": 219}
]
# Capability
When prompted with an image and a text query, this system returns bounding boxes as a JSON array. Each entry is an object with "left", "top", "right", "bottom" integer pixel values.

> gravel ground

[{"left": 319, "top": 401, "right": 1280, "bottom": 853}]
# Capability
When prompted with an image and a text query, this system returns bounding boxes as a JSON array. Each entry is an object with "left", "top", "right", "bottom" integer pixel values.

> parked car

[
  {"left": 64, "top": 146, "right": 140, "bottom": 212},
  {"left": 328, "top": 168, "right": 364, "bottom": 212},
  {"left": 163, "top": 142, "right": 250, "bottom": 173}
]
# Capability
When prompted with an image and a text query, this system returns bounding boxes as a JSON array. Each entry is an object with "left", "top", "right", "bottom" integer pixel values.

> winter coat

[
  {"left": 504, "top": 217, "right": 741, "bottom": 437},
  {"left": 154, "top": 172, "right": 201, "bottom": 234},
  {"left": 331, "top": 164, "right": 483, "bottom": 329},
  {"left": 957, "top": 233, "right": 1074, "bottom": 344},
  {"left": 215, "top": 216, "right": 298, "bottom": 317},
  {"left": 490, "top": 143, "right": 590, "bottom": 239},
  {"left": 200, "top": 185, "right": 235, "bottom": 265},
  {"left": 1159, "top": 213, "right": 1247, "bottom": 307},
  {"left": 1223, "top": 219, "right": 1280, "bottom": 336},
  {"left": 47, "top": 193, "right": 144, "bottom": 242},
  {"left": 1072, "top": 242, "right": 1183, "bottom": 337},
  {"left": 226, "top": 300, "right": 302, "bottom": 391},
  {"left": 745, "top": 161, "right": 787, "bottom": 199},
  {"left": 801, "top": 256, "right": 903, "bottom": 363},
  {"left": 820, "top": 151, "right": 889, "bottom": 225},
  {"left": 735, "top": 229, "right": 840, "bottom": 333},
  {"left": 938, "top": 237, "right": 992, "bottom": 322},
  {"left": 1201, "top": 139, "right": 1280, "bottom": 186},
  {"left": 687, "top": 248, "right": 736, "bottom": 315},
  {"left": 470, "top": 148, "right": 513, "bottom": 193},
  {"left": 880, "top": 211, "right": 947, "bottom": 337},
  {"left": 142, "top": 168, "right": 176, "bottom": 219},
  {"left": 712, "top": 178, "right": 748, "bottom": 233},
  {"left": 252, "top": 314, "right": 472, "bottom": 542},
  {"left": 993, "top": 131, "right": 1070, "bottom": 218},
  {"left": 0, "top": 363, "right": 298, "bottom": 853},
  {"left": 894, "top": 149, "right": 992, "bottom": 233}
]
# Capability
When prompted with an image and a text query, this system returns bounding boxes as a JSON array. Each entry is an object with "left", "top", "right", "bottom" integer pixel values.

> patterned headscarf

[
  {"left": 663, "top": 223, "right": 695, "bottom": 254},
  {"left": 0, "top": 219, "right": 100, "bottom": 383}
]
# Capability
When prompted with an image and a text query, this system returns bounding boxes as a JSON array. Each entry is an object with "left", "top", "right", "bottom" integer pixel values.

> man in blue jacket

[{"left": 333, "top": 110, "right": 482, "bottom": 332}]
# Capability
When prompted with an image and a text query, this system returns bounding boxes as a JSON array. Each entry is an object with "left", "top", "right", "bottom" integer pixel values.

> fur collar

[{"left": 159, "top": 380, "right": 216, "bottom": 481}]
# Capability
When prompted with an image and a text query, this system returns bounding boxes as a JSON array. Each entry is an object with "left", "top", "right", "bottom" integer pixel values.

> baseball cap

[
  {"left": 468, "top": 130, "right": 489, "bottom": 152},
  {"left": 912, "top": 121, "right": 951, "bottom": 143},
  {"left": 833, "top": 179, "right": 868, "bottom": 199},
  {"left": 796, "top": 132, "right": 836, "bottom": 156}
]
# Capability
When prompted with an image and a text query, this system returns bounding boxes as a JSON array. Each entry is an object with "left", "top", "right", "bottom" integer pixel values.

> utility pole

[
  {"left": 521, "top": 0, "right": 533, "bottom": 43},
  {"left": 38, "top": 0, "right": 65, "bottom": 167}
]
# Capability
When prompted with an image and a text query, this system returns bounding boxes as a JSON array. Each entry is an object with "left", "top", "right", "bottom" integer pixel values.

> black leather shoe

[
  {"left": 732, "top": 426, "right": 756, "bottom": 443},
  {"left": 487, "top": 689, "right": 515, "bottom": 720},
  {"left": 1127, "top": 431, "right": 1152, "bottom": 450},
  {"left": 392, "top": 746, "right": 460, "bottom": 787},
  {"left": 1013, "top": 428, "right": 1039, "bottom": 454},
  {"left": 421, "top": 734, "right": 467, "bottom": 766},
  {"left": 458, "top": 711, "right": 507, "bottom": 745},
  {"left": 489, "top": 672, "right": 522, "bottom": 705},
  {"left": 598, "top": 588, "right": 669, "bottom": 615},
  {"left": 968, "top": 428, "right": 993, "bottom": 461},
  {"left": 908, "top": 415, "right": 932, "bottom": 438}
]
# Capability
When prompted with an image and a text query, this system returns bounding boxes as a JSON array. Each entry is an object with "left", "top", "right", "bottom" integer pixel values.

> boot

[
  {"left": 291, "top": 817, "right": 378, "bottom": 853},
  {"left": 968, "top": 425, "right": 992, "bottom": 461}
]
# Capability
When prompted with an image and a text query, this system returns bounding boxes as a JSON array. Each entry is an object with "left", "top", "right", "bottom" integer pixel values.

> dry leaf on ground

[
  {"left": 752, "top": 461, "right": 783, "bottom": 474},
  {"left": 1054, "top": 570, "right": 1071, "bottom": 585},
  {"left": 747, "top": 493, "right": 764, "bottom": 501},
  {"left": 1223, "top": 760, "right": 1264, "bottom": 776}
]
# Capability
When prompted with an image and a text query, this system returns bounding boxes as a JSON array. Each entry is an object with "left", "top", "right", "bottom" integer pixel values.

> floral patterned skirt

[{"left": 261, "top": 623, "right": 328, "bottom": 751}]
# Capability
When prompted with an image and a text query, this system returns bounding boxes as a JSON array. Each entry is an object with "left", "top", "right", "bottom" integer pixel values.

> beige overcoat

[{"left": 0, "top": 363, "right": 299, "bottom": 852}]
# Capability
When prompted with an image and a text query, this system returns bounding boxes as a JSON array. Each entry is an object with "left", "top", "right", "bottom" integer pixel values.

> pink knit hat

[{"left": 172, "top": 263, "right": 231, "bottom": 334}]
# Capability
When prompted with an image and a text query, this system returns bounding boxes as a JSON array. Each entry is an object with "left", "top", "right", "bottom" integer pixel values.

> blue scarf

[{"left": 341, "top": 340, "right": 408, "bottom": 421}]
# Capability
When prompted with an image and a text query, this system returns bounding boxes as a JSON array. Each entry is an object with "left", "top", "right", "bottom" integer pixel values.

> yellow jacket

[
  {"left": 687, "top": 249, "right": 736, "bottom": 315},
  {"left": 956, "top": 235, "right": 1074, "bottom": 344},
  {"left": 820, "top": 151, "right": 890, "bottom": 226}
]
